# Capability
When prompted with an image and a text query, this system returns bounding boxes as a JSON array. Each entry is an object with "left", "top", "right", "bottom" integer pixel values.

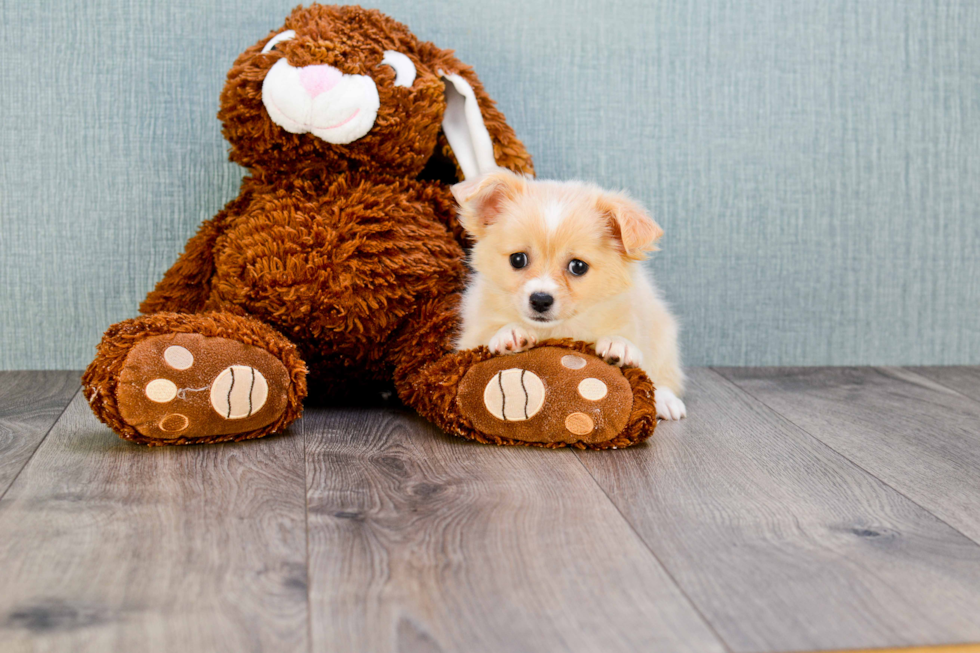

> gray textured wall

[{"left": 2, "top": 0, "right": 978, "bottom": 369}]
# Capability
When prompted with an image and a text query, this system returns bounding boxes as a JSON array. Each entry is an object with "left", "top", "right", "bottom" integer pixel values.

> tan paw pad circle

[
  {"left": 145, "top": 378, "right": 178, "bottom": 403},
  {"left": 210, "top": 365, "right": 269, "bottom": 419},
  {"left": 163, "top": 345, "right": 194, "bottom": 370},
  {"left": 159, "top": 413, "right": 189, "bottom": 432},
  {"left": 578, "top": 378, "right": 608, "bottom": 401},
  {"left": 561, "top": 355, "right": 587, "bottom": 370},
  {"left": 565, "top": 412, "right": 595, "bottom": 436},
  {"left": 483, "top": 368, "right": 545, "bottom": 421}
]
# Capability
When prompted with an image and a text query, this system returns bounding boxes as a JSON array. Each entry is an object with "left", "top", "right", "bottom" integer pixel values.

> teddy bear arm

[
  {"left": 413, "top": 179, "right": 471, "bottom": 248},
  {"left": 139, "top": 194, "right": 250, "bottom": 315},
  {"left": 388, "top": 293, "right": 462, "bottom": 395}
]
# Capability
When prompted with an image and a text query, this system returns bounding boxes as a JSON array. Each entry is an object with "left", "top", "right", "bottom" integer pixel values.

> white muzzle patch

[
  {"left": 262, "top": 58, "right": 380, "bottom": 144},
  {"left": 521, "top": 276, "right": 561, "bottom": 322}
]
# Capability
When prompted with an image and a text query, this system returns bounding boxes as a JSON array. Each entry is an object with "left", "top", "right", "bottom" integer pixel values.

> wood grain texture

[
  {"left": 0, "top": 371, "right": 79, "bottom": 495},
  {"left": 577, "top": 368, "right": 980, "bottom": 653},
  {"left": 719, "top": 366, "right": 980, "bottom": 544},
  {"left": 909, "top": 366, "right": 980, "bottom": 403},
  {"left": 302, "top": 406, "right": 726, "bottom": 653},
  {"left": 0, "top": 394, "right": 308, "bottom": 652},
  {"left": 800, "top": 645, "right": 980, "bottom": 653}
]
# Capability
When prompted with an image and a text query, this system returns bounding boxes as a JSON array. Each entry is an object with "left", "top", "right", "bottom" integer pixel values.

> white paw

[
  {"left": 595, "top": 336, "right": 643, "bottom": 368},
  {"left": 655, "top": 388, "right": 687, "bottom": 420},
  {"left": 488, "top": 324, "right": 537, "bottom": 355}
]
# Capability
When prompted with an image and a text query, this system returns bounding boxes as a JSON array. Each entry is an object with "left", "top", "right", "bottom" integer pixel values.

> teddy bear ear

[
  {"left": 415, "top": 43, "right": 535, "bottom": 179},
  {"left": 439, "top": 72, "right": 501, "bottom": 180},
  {"left": 451, "top": 169, "right": 527, "bottom": 237}
]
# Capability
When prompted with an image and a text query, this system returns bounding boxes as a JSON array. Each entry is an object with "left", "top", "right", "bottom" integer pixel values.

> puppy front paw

[
  {"left": 655, "top": 388, "right": 687, "bottom": 420},
  {"left": 488, "top": 324, "right": 537, "bottom": 355},
  {"left": 595, "top": 336, "right": 643, "bottom": 368}
]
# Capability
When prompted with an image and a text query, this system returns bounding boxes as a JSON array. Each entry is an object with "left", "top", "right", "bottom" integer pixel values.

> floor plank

[
  {"left": 799, "top": 644, "right": 980, "bottom": 653},
  {"left": 910, "top": 366, "right": 980, "bottom": 403},
  {"left": 303, "top": 406, "right": 727, "bottom": 653},
  {"left": 719, "top": 366, "right": 980, "bottom": 544},
  {"left": 0, "top": 394, "right": 309, "bottom": 653},
  {"left": 0, "top": 371, "right": 80, "bottom": 495},
  {"left": 577, "top": 368, "right": 980, "bottom": 653}
]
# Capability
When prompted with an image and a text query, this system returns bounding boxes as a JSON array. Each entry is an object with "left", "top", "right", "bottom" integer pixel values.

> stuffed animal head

[{"left": 219, "top": 4, "right": 525, "bottom": 180}]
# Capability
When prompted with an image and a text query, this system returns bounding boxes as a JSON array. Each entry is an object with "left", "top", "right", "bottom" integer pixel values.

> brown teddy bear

[{"left": 82, "top": 4, "right": 657, "bottom": 449}]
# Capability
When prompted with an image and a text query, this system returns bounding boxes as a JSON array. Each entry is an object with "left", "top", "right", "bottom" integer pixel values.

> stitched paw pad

[
  {"left": 116, "top": 333, "right": 290, "bottom": 440},
  {"left": 457, "top": 346, "right": 635, "bottom": 445}
]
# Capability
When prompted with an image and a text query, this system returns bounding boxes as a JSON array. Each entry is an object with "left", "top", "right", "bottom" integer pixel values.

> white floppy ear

[{"left": 440, "top": 72, "right": 501, "bottom": 180}]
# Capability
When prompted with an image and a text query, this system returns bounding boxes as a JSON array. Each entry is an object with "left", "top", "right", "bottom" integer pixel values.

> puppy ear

[
  {"left": 596, "top": 192, "right": 664, "bottom": 259},
  {"left": 451, "top": 169, "right": 526, "bottom": 237}
]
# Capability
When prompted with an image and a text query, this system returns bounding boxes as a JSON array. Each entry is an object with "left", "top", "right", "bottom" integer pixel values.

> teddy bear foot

[
  {"left": 408, "top": 340, "right": 658, "bottom": 449},
  {"left": 112, "top": 333, "right": 292, "bottom": 443},
  {"left": 84, "top": 311, "right": 307, "bottom": 446}
]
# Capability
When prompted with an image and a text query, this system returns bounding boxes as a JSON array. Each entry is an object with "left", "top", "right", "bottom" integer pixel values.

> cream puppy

[{"left": 452, "top": 169, "right": 686, "bottom": 421}]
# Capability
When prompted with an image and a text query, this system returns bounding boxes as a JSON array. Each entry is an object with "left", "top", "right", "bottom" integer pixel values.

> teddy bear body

[
  {"left": 141, "top": 171, "right": 466, "bottom": 392},
  {"left": 83, "top": 4, "right": 658, "bottom": 449}
]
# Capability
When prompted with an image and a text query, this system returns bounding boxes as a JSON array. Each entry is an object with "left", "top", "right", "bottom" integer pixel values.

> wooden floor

[{"left": 1, "top": 368, "right": 979, "bottom": 653}]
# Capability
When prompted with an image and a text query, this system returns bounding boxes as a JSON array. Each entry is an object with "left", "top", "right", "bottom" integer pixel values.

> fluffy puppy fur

[{"left": 452, "top": 169, "right": 687, "bottom": 420}]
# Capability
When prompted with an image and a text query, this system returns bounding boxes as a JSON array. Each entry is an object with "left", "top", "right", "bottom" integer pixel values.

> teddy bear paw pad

[
  {"left": 115, "top": 333, "right": 290, "bottom": 441},
  {"left": 458, "top": 346, "right": 635, "bottom": 445}
]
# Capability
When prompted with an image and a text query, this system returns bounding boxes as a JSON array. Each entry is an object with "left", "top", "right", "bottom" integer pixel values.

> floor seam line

[
  {"left": 899, "top": 366, "right": 980, "bottom": 407},
  {"left": 0, "top": 385, "right": 80, "bottom": 504},
  {"left": 303, "top": 417, "right": 314, "bottom": 653},
  {"left": 711, "top": 367, "right": 980, "bottom": 550},
  {"left": 571, "top": 450, "right": 736, "bottom": 653}
]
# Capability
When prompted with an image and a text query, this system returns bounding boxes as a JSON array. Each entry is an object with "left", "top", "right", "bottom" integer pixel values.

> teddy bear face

[{"left": 219, "top": 5, "right": 451, "bottom": 177}]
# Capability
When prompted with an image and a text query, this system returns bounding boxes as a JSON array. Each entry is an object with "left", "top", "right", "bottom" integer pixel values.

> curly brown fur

[
  {"left": 83, "top": 312, "right": 307, "bottom": 445},
  {"left": 139, "top": 192, "right": 253, "bottom": 315}
]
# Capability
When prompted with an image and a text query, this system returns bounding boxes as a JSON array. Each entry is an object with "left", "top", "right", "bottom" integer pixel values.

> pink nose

[{"left": 298, "top": 64, "right": 342, "bottom": 98}]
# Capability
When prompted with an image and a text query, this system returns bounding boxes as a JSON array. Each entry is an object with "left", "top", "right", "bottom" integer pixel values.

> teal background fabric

[{"left": 2, "top": 0, "right": 978, "bottom": 369}]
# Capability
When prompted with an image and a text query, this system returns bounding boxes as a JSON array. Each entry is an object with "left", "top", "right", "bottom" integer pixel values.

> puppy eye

[
  {"left": 567, "top": 259, "right": 589, "bottom": 276},
  {"left": 380, "top": 51, "right": 417, "bottom": 88},
  {"left": 510, "top": 252, "right": 529, "bottom": 269},
  {"left": 261, "top": 30, "right": 296, "bottom": 54}
]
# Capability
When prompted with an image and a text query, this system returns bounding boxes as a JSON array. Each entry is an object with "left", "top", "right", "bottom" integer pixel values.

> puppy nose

[
  {"left": 298, "top": 64, "right": 342, "bottom": 98},
  {"left": 529, "top": 293, "right": 554, "bottom": 313}
]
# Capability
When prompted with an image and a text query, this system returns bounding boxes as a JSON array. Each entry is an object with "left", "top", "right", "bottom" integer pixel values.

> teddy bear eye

[
  {"left": 380, "top": 51, "right": 417, "bottom": 88},
  {"left": 261, "top": 30, "right": 296, "bottom": 54}
]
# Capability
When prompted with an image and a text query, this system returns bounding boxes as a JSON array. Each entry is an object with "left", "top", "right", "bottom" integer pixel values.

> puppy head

[{"left": 453, "top": 170, "right": 663, "bottom": 326}]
